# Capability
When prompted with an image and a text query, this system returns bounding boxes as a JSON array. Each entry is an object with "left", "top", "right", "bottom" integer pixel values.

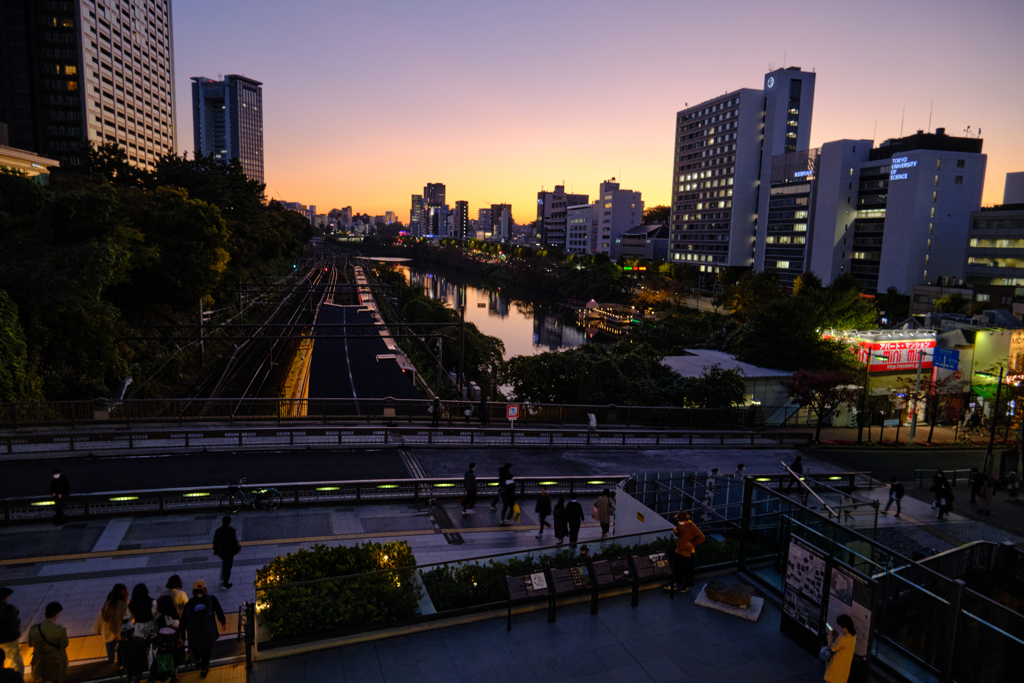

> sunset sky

[{"left": 173, "top": 0, "right": 1024, "bottom": 222}]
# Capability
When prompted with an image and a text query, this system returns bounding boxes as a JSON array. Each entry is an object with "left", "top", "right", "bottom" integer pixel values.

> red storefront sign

[{"left": 854, "top": 340, "right": 934, "bottom": 373}]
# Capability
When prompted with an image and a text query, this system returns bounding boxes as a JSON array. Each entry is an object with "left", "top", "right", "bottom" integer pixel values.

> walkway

[{"left": 252, "top": 590, "right": 826, "bottom": 683}]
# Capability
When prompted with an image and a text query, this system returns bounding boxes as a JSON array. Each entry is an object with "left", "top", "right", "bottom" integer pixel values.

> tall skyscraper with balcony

[
  {"left": 191, "top": 74, "right": 264, "bottom": 184},
  {"left": 0, "top": 0, "right": 177, "bottom": 170},
  {"left": 669, "top": 67, "right": 815, "bottom": 279}
]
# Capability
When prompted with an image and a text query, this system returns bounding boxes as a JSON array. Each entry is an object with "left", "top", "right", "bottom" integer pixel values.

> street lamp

[{"left": 857, "top": 351, "right": 889, "bottom": 444}]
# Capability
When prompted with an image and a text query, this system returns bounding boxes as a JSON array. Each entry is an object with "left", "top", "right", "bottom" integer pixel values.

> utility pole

[
  {"left": 199, "top": 298, "right": 205, "bottom": 367},
  {"left": 458, "top": 305, "right": 466, "bottom": 399},
  {"left": 984, "top": 364, "right": 1005, "bottom": 476},
  {"left": 437, "top": 337, "right": 443, "bottom": 396},
  {"left": 909, "top": 349, "right": 927, "bottom": 439}
]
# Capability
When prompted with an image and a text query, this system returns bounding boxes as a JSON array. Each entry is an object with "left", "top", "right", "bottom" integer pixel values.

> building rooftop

[{"left": 663, "top": 349, "right": 791, "bottom": 380}]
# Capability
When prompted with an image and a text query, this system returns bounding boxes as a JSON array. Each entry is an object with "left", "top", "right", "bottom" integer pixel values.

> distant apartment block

[
  {"left": 280, "top": 201, "right": 316, "bottom": 225},
  {"left": 594, "top": 178, "right": 643, "bottom": 259},
  {"left": 191, "top": 75, "right": 264, "bottom": 183},
  {"left": 0, "top": 0, "right": 177, "bottom": 170},
  {"left": 454, "top": 200, "right": 470, "bottom": 240},
  {"left": 566, "top": 203, "right": 598, "bottom": 254},
  {"left": 536, "top": 185, "right": 589, "bottom": 249}
]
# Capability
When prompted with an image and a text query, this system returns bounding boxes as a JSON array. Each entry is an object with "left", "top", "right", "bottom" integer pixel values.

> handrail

[
  {"left": 0, "top": 425, "right": 814, "bottom": 457},
  {"left": 0, "top": 474, "right": 632, "bottom": 525}
]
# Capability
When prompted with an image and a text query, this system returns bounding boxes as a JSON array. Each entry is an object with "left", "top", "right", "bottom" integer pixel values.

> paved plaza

[{"left": 1, "top": 445, "right": 1020, "bottom": 681}]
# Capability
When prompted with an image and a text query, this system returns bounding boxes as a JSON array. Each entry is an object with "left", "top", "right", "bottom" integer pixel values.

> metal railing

[
  {"left": 0, "top": 475, "right": 630, "bottom": 524},
  {"left": 0, "top": 425, "right": 814, "bottom": 456},
  {"left": 914, "top": 468, "right": 974, "bottom": 488},
  {"left": 0, "top": 397, "right": 763, "bottom": 430}
]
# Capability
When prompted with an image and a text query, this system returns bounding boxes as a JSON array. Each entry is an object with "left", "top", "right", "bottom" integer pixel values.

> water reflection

[{"left": 397, "top": 265, "right": 586, "bottom": 359}]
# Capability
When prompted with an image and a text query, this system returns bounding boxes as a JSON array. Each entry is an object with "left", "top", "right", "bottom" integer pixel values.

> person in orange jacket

[{"left": 668, "top": 511, "right": 705, "bottom": 593}]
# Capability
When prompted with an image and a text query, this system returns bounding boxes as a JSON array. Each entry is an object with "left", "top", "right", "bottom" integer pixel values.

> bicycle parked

[{"left": 220, "top": 477, "right": 283, "bottom": 513}]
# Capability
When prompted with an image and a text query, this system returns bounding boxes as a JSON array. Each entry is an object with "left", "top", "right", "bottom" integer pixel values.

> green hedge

[
  {"left": 421, "top": 533, "right": 766, "bottom": 613},
  {"left": 256, "top": 541, "right": 420, "bottom": 641}
]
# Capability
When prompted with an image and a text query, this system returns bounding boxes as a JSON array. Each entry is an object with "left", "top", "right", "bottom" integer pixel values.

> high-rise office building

[
  {"left": 669, "top": 67, "right": 815, "bottom": 278},
  {"left": 490, "top": 204, "right": 512, "bottom": 240},
  {"left": 454, "top": 200, "right": 470, "bottom": 240},
  {"left": 191, "top": 74, "right": 264, "bottom": 183},
  {"left": 536, "top": 185, "right": 589, "bottom": 249},
  {"left": 424, "top": 182, "right": 445, "bottom": 207},
  {"left": 477, "top": 207, "right": 492, "bottom": 237},
  {"left": 0, "top": 0, "right": 177, "bottom": 170},
  {"left": 808, "top": 128, "right": 986, "bottom": 293},
  {"left": 410, "top": 194, "right": 424, "bottom": 232}
]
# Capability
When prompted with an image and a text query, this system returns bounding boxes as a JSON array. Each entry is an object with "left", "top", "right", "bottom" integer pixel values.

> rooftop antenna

[
  {"left": 899, "top": 107, "right": 905, "bottom": 138},
  {"left": 927, "top": 100, "right": 933, "bottom": 133},
  {"left": 783, "top": 49, "right": 786, "bottom": 68},
  {"left": 872, "top": 119, "right": 877, "bottom": 144}
]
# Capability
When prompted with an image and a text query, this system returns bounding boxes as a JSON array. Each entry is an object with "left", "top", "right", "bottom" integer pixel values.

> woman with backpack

[
  {"left": 180, "top": 580, "right": 226, "bottom": 679},
  {"left": 93, "top": 583, "right": 128, "bottom": 663}
]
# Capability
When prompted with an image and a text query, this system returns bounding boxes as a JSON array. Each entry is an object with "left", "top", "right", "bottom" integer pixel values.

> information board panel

[
  {"left": 548, "top": 563, "right": 592, "bottom": 594},
  {"left": 631, "top": 551, "right": 673, "bottom": 581},
  {"left": 592, "top": 557, "right": 632, "bottom": 587},
  {"left": 783, "top": 536, "right": 827, "bottom": 637},
  {"left": 824, "top": 561, "right": 875, "bottom": 660}
]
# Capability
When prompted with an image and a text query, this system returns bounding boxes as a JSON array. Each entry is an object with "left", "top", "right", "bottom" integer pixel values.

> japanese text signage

[
  {"left": 856, "top": 340, "right": 934, "bottom": 373},
  {"left": 932, "top": 347, "right": 959, "bottom": 371}
]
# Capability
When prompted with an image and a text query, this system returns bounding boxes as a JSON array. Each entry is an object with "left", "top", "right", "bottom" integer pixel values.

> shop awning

[{"left": 972, "top": 385, "right": 998, "bottom": 399}]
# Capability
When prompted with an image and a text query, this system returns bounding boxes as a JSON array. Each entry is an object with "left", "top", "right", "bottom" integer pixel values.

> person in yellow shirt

[
  {"left": 824, "top": 614, "right": 857, "bottom": 683},
  {"left": 667, "top": 511, "right": 705, "bottom": 593}
]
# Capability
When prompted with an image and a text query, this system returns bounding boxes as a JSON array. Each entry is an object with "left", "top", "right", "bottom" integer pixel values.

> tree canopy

[{"left": 0, "top": 145, "right": 313, "bottom": 401}]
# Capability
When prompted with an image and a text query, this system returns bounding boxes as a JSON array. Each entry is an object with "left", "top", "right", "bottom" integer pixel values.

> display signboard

[
  {"left": 932, "top": 346, "right": 959, "bottom": 371},
  {"left": 548, "top": 563, "right": 592, "bottom": 595},
  {"left": 823, "top": 334, "right": 935, "bottom": 373},
  {"left": 631, "top": 551, "right": 673, "bottom": 581},
  {"left": 506, "top": 571, "right": 553, "bottom": 631},
  {"left": 824, "top": 560, "right": 875, "bottom": 660},
  {"left": 783, "top": 537, "right": 828, "bottom": 638},
  {"left": 591, "top": 556, "right": 632, "bottom": 588}
]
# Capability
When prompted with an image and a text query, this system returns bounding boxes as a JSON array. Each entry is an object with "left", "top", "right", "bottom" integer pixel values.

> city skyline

[{"left": 172, "top": 0, "right": 1024, "bottom": 220}]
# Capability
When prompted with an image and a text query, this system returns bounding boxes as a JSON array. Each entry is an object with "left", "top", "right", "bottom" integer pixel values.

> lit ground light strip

[
  {"left": 538, "top": 481, "right": 558, "bottom": 486},
  {"left": 377, "top": 484, "right": 399, "bottom": 489},
  {"left": 829, "top": 476, "right": 844, "bottom": 481},
  {"left": 183, "top": 492, "right": 210, "bottom": 498},
  {"left": 433, "top": 483, "right": 456, "bottom": 488},
  {"left": 31, "top": 501, "right": 55, "bottom": 506},
  {"left": 109, "top": 496, "right": 138, "bottom": 502},
  {"left": 586, "top": 481, "right": 606, "bottom": 485},
  {"left": 316, "top": 486, "right": 340, "bottom": 491},
  {"left": 756, "top": 478, "right": 772, "bottom": 482}
]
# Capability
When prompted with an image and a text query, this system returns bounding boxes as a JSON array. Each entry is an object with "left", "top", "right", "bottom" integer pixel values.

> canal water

[{"left": 395, "top": 264, "right": 586, "bottom": 360}]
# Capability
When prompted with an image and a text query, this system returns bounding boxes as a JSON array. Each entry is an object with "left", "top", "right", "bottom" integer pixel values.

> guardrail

[
  {"left": 0, "top": 475, "right": 631, "bottom": 524},
  {"left": 913, "top": 468, "right": 974, "bottom": 488},
  {"left": 0, "top": 426, "right": 815, "bottom": 456},
  {"left": 0, "top": 397, "right": 762, "bottom": 430}
]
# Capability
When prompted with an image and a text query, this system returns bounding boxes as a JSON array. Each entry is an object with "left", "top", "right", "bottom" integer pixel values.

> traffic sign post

[{"left": 507, "top": 404, "right": 519, "bottom": 429}]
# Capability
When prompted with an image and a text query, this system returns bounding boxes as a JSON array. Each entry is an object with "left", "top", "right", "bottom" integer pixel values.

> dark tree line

[{"left": 0, "top": 144, "right": 313, "bottom": 401}]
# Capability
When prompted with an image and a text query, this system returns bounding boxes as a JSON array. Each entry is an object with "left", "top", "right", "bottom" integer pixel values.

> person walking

[
  {"left": 593, "top": 489, "right": 614, "bottom": 537},
  {"left": 128, "top": 584, "right": 158, "bottom": 640},
  {"left": 499, "top": 475, "right": 517, "bottom": 526},
  {"left": 823, "top": 614, "right": 857, "bottom": 683},
  {"left": 784, "top": 457, "right": 803, "bottom": 493},
  {"left": 462, "top": 462, "right": 478, "bottom": 515},
  {"left": 977, "top": 476, "right": 994, "bottom": 516},
  {"left": 586, "top": 412, "right": 597, "bottom": 432},
  {"left": 160, "top": 575, "right": 190, "bottom": 616},
  {"left": 936, "top": 474, "right": 955, "bottom": 520},
  {"left": 882, "top": 477, "right": 905, "bottom": 518},
  {"left": 1007, "top": 469, "right": 1020, "bottom": 499},
  {"left": 535, "top": 486, "right": 552, "bottom": 538},
  {"left": 430, "top": 397, "right": 440, "bottom": 427},
  {"left": 565, "top": 495, "right": 585, "bottom": 545},
  {"left": 479, "top": 395, "right": 489, "bottom": 426},
  {"left": 49, "top": 469, "right": 70, "bottom": 526},
  {"left": 490, "top": 463, "right": 512, "bottom": 511},
  {"left": 0, "top": 588, "right": 23, "bottom": 675},
  {"left": 667, "top": 511, "right": 705, "bottom": 593},
  {"left": 553, "top": 498, "right": 568, "bottom": 545},
  {"left": 180, "top": 581, "right": 225, "bottom": 680},
  {"left": 27, "top": 602, "right": 68, "bottom": 683},
  {"left": 734, "top": 464, "right": 746, "bottom": 479},
  {"left": 213, "top": 516, "right": 241, "bottom": 590},
  {"left": 93, "top": 584, "right": 128, "bottom": 663},
  {"left": 152, "top": 595, "right": 182, "bottom": 682}
]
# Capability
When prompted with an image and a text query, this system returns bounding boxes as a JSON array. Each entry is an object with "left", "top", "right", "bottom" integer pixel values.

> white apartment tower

[
  {"left": 1, "top": 0, "right": 177, "bottom": 170},
  {"left": 669, "top": 67, "right": 815, "bottom": 279}
]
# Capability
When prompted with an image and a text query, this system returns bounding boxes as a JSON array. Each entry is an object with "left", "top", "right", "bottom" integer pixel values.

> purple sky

[{"left": 172, "top": 0, "right": 1024, "bottom": 220}]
